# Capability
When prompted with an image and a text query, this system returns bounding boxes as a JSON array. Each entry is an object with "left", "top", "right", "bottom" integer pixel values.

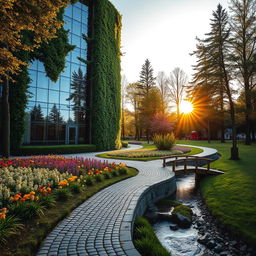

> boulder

[
  {"left": 172, "top": 213, "right": 192, "bottom": 228},
  {"left": 158, "top": 212, "right": 174, "bottom": 221},
  {"left": 169, "top": 223, "right": 179, "bottom": 231}
]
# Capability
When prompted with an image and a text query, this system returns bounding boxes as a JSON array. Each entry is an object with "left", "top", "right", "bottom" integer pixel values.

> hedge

[{"left": 13, "top": 144, "right": 96, "bottom": 156}]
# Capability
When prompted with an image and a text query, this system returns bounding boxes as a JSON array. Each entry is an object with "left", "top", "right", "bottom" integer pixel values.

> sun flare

[{"left": 180, "top": 101, "right": 194, "bottom": 114}]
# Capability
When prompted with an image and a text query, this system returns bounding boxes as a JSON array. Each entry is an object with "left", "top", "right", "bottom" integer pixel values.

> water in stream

[
  {"left": 153, "top": 174, "right": 207, "bottom": 256},
  {"left": 152, "top": 174, "right": 255, "bottom": 256}
]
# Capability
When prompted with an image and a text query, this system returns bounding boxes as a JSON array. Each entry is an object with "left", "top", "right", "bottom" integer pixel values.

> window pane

[
  {"left": 65, "top": 5, "right": 72, "bottom": 18},
  {"left": 60, "top": 76, "right": 70, "bottom": 92},
  {"left": 81, "top": 39, "right": 87, "bottom": 51},
  {"left": 49, "top": 78, "right": 60, "bottom": 91},
  {"left": 80, "top": 49, "right": 87, "bottom": 59},
  {"left": 64, "top": 16, "right": 72, "bottom": 31},
  {"left": 81, "top": 24, "right": 88, "bottom": 35},
  {"left": 71, "top": 63, "right": 81, "bottom": 76},
  {"left": 72, "top": 34, "right": 81, "bottom": 48},
  {"left": 38, "top": 61, "right": 45, "bottom": 72},
  {"left": 37, "top": 72, "right": 49, "bottom": 89},
  {"left": 72, "top": 20, "right": 81, "bottom": 36},
  {"left": 73, "top": 6, "right": 81, "bottom": 21},
  {"left": 82, "top": 11, "right": 88, "bottom": 24},
  {"left": 71, "top": 47, "right": 81, "bottom": 64},
  {"left": 60, "top": 91, "right": 70, "bottom": 105},
  {"left": 60, "top": 110, "right": 69, "bottom": 123},
  {"left": 28, "top": 87, "right": 36, "bottom": 101},
  {"left": 75, "top": 2, "right": 82, "bottom": 9},
  {"left": 49, "top": 90, "right": 59, "bottom": 104},
  {"left": 37, "top": 89, "right": 48, "bottom": 102},
  {"left": 82, "top": 4, "right": 89, "bottom": 12},
  {"left": 29, "top": 70, "right": 37, "bottom": 87},
  {"left": 78, "top": 126, "right": 86, "bottom": 144}
]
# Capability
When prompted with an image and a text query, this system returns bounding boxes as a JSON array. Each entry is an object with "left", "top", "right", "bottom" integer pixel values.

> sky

[{"left": 110, "top": 0, "right": 229, "bottom": 83}]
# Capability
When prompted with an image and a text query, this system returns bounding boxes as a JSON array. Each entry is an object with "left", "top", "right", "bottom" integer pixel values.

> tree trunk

[
  {"left": 220, "top": 86, "right": 225, "bottom": 143},
  {"left": 207, "top": 119, "right": 211, "bottom": 143},
  {"left": 244, "top": 86, "right": 252, "bottom": 145},
  {"left": 2, "top": 79, "right": 10, "bottom": 158}
]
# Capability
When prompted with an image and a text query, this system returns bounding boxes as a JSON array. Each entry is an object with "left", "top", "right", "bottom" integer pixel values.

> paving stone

[{"left": 36, "top": 144, "right": 214, "bottom": 256}]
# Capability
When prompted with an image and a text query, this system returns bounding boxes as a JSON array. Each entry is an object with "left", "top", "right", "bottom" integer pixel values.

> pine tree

[
  {"left": 67, "top": 68, "right": 86, "bottom": 124},
  {"left": 139, "top": 59, "right": 156, "bottom": 96},
  {"left": 191, "top": 4, "right": 239, "bottom": 159},
  {"left": 229, "top": 0, "right": 256, "bottom": 145},
  {"left": 30, "top": 105, "right": 44, "bottom": 122},
  {"left": 48, "top": 104, "right": 63, "bottom": 123}
]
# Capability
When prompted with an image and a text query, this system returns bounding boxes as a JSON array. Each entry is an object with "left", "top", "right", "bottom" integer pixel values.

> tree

[
  {"left": 0, "top": 0, "right": 71, "bottom": 158},
  {"left": 149, "top": 113, "right": 174, "bottom": 135},
  {"left": 47, "top": 104, "right": 63, "bottom": 123},
  {"left": 229, "top": 0, "right": 256, "bottom": 145},
  {"left": 191, "top": 4, "right": 239, "bottom": 159},
  {"left": 168, "top": 67, "right": 187, "bottom": 117},
  {"left": 67, "top": 68, "right": 86, "bottom": 124},
  {"left": 126, "top": 83, "right": 142, "bottom": 139},
  {"left": 156, "top": 71, "right": 169, "bottom": 113},
  {"left": 30, "top": 105, "right": 44, "bottom": 122},
  {"left": 121, "top": 75, "right": 128, "bottom": 138},
  {"left": 139, "top": 59, "right": 156, "bottom": 96}
]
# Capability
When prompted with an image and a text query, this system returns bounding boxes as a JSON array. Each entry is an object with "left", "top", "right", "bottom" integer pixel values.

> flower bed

[{"left": 0, "top": 156, "right": 129, "bottom": 245}]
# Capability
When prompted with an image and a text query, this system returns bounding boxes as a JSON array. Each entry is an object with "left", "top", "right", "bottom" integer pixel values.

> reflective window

[
  {"left": 60, "top": 76, "right": 70, "bottom": 92},
  {"left": 73, "top": 6, "right": 81, "bottom": 21},
  {"left": 49, "top": 90, "right": 59, "bottom": 104},
  {"left": 26, "top": 1, "right": 89, "bottom": 145},
  {"left": 37, "top": 89, "right": 48, "bottom": 102},
  {"left": 37, "top": 72, "right": 49, "bottom": 89}
]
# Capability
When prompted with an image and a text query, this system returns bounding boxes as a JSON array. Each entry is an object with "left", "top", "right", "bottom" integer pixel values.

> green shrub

[
  {"left": 153, "top": 133, "right": 175, "bottom": 150},
  {"left": 133, "top": 217, "right": 170, "bottom": 256},
  {"left": 85, "top": 176, "right": 94, "bottom": 186},
  {"left": 94, "top": 174, "right": 103, "bottom": 182},
  {"left": 122, "top": 141, "right": 129, "bottom": 148},
  {"left": 53, "top": 189, "right": 72, "bottom": 201},
  {"left": 39, "top": 195, "right": 56, "bottom": 208},
  {"left": 111, "top": 170, "right": 118, "bottom": 177},
  {"left": 69, "top": 183, "right": 82, "bottom": 194},
  {"left": 103, "top": 172, "right": 111, "bottom": 179},
  {"left": 0, "top": 216, "right": 24, "bottom": 244},
  {"left": 13, "top": 144, "right": 96, "bottom": 156},
  {"left": 9, "top": 202, "right": 45, "bottom": 220},
  {"left": 118, "top": 167, "right": 128, "bottom": 175}
]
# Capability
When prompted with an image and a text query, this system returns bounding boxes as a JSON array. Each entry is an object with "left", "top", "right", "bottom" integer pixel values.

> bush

[
  {"left": 103, "top": 172, "right": 111, "bottom": 179},
  {"left": 13, "top": 144, "right": 97, "bottom": 156},
  {"left": 69, "top": 183, "right": 82, "bottom": 194},
  {"left": 172, "top": 205, "right": 193, "bottom": 220},
  {"left": 118, "top": 167, "right": 128, "bottom": 175},
  {"left": 53, "top": 189, "right": 72, "bottom": 201},
  {"left": 94, "top": 174, "right": 103, "bottom": 182},
  {"left": 122, "top": 141, "right": 129, "bottom": 148},
  {"left": 0, "top": 216, "right": 24, "bottom": 244},
  {"left": 111, "top": 170, "right": 118, "bottom": 177},
  {"left": 9, "top": 201, "right": 45, "bottom": 220},
  {"left": 85, "top": 176, "right": 94, "bottom": 186},
  {"left": 133, "top": 217, "right": 169, "bottom": 256},
  {"left": 153, "top": 133, "right": 175, "bottom": 150}
]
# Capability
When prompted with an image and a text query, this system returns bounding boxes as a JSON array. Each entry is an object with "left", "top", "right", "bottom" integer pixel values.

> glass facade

[{"left": 24, "top": 2, "right": 89, "bottom": 145}]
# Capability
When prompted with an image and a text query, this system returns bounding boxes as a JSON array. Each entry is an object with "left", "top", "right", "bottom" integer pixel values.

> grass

[
  {"left": 13, "top": 144, "right": 97, "bottom": 156},
  {"left": 0, "top": 168, "right": 138, "bottom": 256},
  {"left": 178, "top": 140, "right": 256, "bottom": 246},
  {"left": 133, "top": 217, "right": 170, "bottom": 256},
  {"left": 96, "top": 143, "right": 203, "bottom": 161}
]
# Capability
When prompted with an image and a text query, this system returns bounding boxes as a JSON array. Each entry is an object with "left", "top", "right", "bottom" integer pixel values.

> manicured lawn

[
  {"left": 96, "top": 143, "right": 203, "bottom": 161},
  {"left": 0, "top": 167, "right": 138, "bottom": 256},
  {"left": 178, "top": 140, "right": 256, "bottom": 246}
]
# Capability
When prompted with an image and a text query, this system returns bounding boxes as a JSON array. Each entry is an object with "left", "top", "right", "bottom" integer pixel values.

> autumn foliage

[{"left": 0, "top": 0, "right": 71, "bottom": 80}]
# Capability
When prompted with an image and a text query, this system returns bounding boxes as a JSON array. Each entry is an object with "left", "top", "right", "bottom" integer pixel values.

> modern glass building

[{"left": 23, "top": 2, "right": 89, "bottom": 145}]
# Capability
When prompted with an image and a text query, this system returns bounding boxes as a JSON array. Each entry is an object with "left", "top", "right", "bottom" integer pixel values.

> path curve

[{"left": 37, "top": 144, "right": 217, "bottom": 256}]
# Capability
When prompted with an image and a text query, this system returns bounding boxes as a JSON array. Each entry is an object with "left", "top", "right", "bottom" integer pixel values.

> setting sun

[{"left": 180, "top": 101, "right": 194, "bottom": 114}]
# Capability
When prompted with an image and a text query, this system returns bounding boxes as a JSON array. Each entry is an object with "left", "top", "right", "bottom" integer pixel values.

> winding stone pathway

[{"left": 37, "top": 144, "right": 217, "bottom": 256}]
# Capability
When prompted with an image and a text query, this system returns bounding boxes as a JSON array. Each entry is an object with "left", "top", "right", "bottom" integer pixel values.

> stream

[{"left": 152, "top": 174, "right": 255, "bottom": 256}]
